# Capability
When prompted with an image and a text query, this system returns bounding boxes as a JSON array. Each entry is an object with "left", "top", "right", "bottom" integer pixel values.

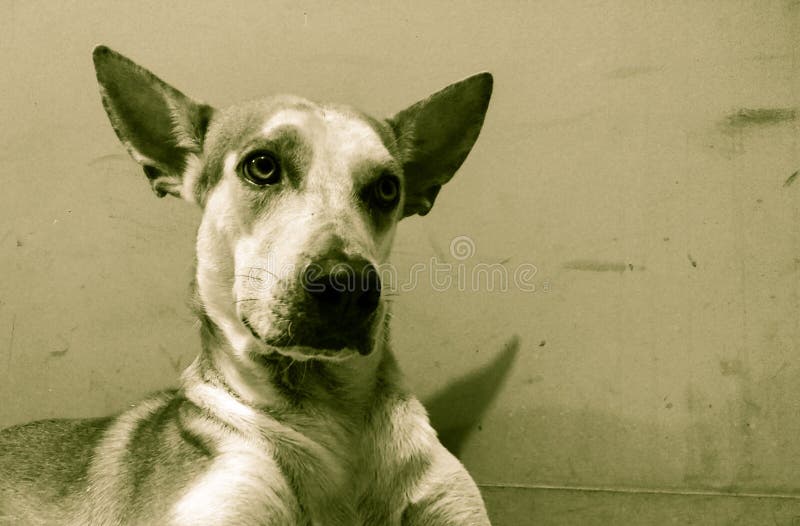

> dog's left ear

[
  {"left": 92, "top": 45, "right": 214, "bottom": 199},
  {"left": 388, "top": 73, "right": 493, "bottom": 217}
]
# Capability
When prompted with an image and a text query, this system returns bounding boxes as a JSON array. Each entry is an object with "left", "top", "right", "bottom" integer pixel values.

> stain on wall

[{"left": 724, "top": 108, "right": 797, "bottom": 128}]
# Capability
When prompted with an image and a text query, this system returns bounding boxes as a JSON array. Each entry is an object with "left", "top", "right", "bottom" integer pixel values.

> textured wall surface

[{"left": 1, "top": 1, "right": 799, "bottom": 524}]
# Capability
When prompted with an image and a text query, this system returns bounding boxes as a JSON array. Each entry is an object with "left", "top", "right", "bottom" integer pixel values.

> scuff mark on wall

[
  {"left": 724, "top": 108, "right": 796, "bottom": 128},
  {"left": 684, "top": 385, "right": 722, "bottom": 487},
  {"left": 606, "top": 65, "right": 662, "bottom": 79},
  {"left": 720, "top": 359, "right": 743, "bottom": 377},
  {"left": 45, "top": 327, "right": 78, "bottom": 361},
  {"left": 426, "top": 232, "right": 446, "bottom": 261},
  {"left": 563, "top": 260, "right": 643, "bottom": 272},
  {"left": 769, "top": 362, "right": 788, "bottom": 380},
  {"left": 784, "top": 171, "right": 798, "bottom": 187},
  {"left": 87, "top": 153, "right": 128, "bottom": 166},
  {"left": 5, "top": 315, "right": 16, "bottom": 374},
  {"left": 709, "top": 108, "right": 794, "bottom": 158},
  {"left": 158, "top": 344, "right": 183, "bottom": 373},
  {"left": 687, "top": 353, "right": 763, "bottom": 488},
  {"left": 537, "top": 109, "right": 598, "bottom": 130},
  {"left": 750, "top": 52, "right": 791, "bottom": 62},
  {"left": 49, "top": 346, "right": 69, "bottom": 358}
]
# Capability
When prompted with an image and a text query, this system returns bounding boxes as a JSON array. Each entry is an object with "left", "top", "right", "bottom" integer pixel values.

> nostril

[
  {"left": 357, "top": 288, "right": 380, "bottom": 314},
  {"left": 304, "top": 267, "right": 345, "bottom": 305},
  {"left": 357, "top": 264, "right": 381, "bottom": 314},
  {"left": 303, "top": 260, "right": 381, "bottom": 317},
  {"left": 314, "top": 281, "right": 344, "bottom": 305}
]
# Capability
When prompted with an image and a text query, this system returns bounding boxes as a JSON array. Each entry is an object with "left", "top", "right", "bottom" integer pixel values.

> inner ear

[
  {"left": 93, "top": 45, "right": 214, "bottom": 199},
  {"left": 388, "top": 72, "right": 493, "bottom": 217}
]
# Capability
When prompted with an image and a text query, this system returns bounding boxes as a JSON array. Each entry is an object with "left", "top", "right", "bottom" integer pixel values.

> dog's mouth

[
  {"left": 241, "top": 315, "right": 376, "bottom": 360},
  {"left": 237, "top": 254, "right": 384, "bottom": 360}
]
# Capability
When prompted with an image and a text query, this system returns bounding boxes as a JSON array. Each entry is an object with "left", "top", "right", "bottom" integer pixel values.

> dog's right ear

[{"left": 92, "top": 45, "right": 214, "bottom": 199}]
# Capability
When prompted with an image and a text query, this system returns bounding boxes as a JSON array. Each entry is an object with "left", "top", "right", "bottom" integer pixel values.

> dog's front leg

[
  {"left": 402, "top": 443, "right": 492, "bottom": 526},
  {"left": 167, "top": 449, "right": 301, "bottom": 526}
]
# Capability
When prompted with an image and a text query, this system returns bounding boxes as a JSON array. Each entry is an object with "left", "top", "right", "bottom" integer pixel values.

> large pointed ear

[
  {"left": 92, "top": 45, "right": 214, "bottom": 199},
  {"left": 388, "top": 73, "right": 492, "bottom": 217}
]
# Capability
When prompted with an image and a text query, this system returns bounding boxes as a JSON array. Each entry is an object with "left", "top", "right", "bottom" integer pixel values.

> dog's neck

[{"left": 186, "top": 308, "right": 393, "bottom": 417}]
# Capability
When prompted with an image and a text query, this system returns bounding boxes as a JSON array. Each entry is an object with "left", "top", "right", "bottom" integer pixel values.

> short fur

[{"left": 0, "top": 46, "right": 493, "bottom": 525}]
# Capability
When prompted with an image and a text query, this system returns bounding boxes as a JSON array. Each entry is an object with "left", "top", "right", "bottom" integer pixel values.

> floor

[{"left": 482, "top": 486, "right": 800, "bottom": 525}]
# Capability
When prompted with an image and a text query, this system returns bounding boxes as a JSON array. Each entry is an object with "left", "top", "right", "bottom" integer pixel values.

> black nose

[{"left": 303, "top": 256, "right": 381, "bottom": 321}]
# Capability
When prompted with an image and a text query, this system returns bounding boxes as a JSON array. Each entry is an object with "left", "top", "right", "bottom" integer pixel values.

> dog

[{"left": 0, "top": 46, "right": 493, "bottom": 525}]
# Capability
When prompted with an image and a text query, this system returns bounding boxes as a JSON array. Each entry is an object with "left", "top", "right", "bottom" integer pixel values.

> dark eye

[
  {"left": 372, "top": 174, "right": 400, "bottom": 209},
  {"left": 242, "top": 152, "right": 280, "bottom": 185}
]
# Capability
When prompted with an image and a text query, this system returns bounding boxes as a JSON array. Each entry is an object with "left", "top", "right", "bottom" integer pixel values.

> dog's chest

[
  {"left": 266, "top": 396, "right": 437, "bottom": 526},
  {"left": 302, "top": 396, "right": 438, "bottom": 526},
  {"left": 272, "top": 419, "right": 412, "bottom": 524},
  {"left": 171, "top": 384, "right": 437, "bottom": 525}
]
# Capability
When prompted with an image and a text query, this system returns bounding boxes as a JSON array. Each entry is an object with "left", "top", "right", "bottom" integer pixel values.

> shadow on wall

[{"left": 425, "top": 335, "right": 520, "bottom": 457}]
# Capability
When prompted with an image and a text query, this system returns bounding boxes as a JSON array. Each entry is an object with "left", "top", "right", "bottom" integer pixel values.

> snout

[
  {"left": 250, "top": 250, "right": 384, "bottom": 357},
  {"left": 267, "top": 253, "right": 382, "bottom": 355},
  {"left": 303, "top": 255, "right": 381, "bottom": 326}
]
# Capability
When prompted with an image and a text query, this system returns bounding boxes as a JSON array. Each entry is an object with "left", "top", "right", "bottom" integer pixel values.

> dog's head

[{"left": 93, "top": 46, "right": 492, "bottom": 363}]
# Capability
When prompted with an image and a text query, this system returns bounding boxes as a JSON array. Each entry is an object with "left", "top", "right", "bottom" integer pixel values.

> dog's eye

[
  {"left": 372, "top": 175, "right": 400, "bottom": 208},
  {"left": 242, "top": 152, "right": 280, "bottom": 185}
]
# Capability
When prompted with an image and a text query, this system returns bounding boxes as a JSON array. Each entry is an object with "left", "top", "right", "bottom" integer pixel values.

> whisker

[
  {"left": 281, "top": 357, "right": 295, "bottom": 376},
  {"left": 235, "top": 274, "right": 267, "bottom": 282},
  {"left": 247, "top": 267, "right": 281, "bottom": 280}
]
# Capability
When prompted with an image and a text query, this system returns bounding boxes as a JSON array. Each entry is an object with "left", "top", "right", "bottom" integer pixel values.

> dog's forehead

[
  {"left": 208, "top": 97, "right": 392, "bottom": 156},
  {"left": 260, "top": 104, "right": 393, "bottom": 166}
]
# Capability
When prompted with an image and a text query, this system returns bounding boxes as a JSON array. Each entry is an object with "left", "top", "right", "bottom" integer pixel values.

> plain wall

[{"left": 1, "top": 1, "right": 799, "bottom": 524}]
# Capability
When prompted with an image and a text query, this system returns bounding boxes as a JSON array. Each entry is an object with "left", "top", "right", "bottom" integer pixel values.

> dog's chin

[
  {"left": 241, "top": 316, "right": 375, "bottom": 361},
  {"left": 266, "top": 345, "right": 361, "bottom": 363}
]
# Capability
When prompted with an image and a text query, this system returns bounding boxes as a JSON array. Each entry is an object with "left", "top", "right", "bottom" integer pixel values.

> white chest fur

[
  {"left": 170, "top": 435, "right": 301, "bottom": 526},
  {"left": 175, "top": 381, "right": 438, "bottom": 526}
]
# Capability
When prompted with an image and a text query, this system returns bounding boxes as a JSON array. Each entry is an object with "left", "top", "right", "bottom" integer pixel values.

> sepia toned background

[{"left": 1, "top": 1, "right": 799, "bottom": 524}]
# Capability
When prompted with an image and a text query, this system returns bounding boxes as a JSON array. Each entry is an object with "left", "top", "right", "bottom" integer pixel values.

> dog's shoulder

[
  {"left": 0, "top": 416, "right": 113, "bottom": 523},
  {"left": 0, "top": 390, "right": 217, "bottom": 524}
]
